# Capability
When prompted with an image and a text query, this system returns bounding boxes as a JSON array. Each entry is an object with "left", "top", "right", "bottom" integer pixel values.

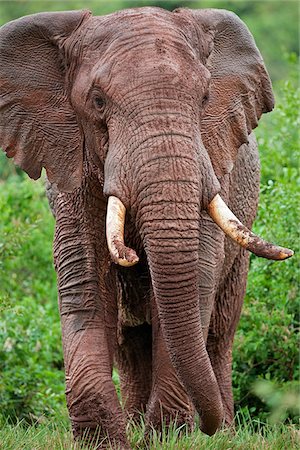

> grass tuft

[{"left": 0, "top": 415, "right": 299, "bottom": 449}]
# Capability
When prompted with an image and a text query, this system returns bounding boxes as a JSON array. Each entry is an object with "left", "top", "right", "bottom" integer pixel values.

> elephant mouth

[{"left": 106, "top": 194, "right": 294, "bottom": 265}]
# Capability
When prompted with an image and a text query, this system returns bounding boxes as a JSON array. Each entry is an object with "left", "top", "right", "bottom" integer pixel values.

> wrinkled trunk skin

[{"left": 132, "top": 136, "right": 224, "bottom": 435}]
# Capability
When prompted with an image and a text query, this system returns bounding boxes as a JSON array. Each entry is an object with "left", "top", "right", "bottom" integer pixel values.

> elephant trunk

[
  {"left": 105, "top": 132, "right": 224, "bottom": 433},
  {"left": 142, "top": 214, "right": 224, "bottom": 434},
  {"left": 132, "top": 139, "right": 223, "bottom": 434}
]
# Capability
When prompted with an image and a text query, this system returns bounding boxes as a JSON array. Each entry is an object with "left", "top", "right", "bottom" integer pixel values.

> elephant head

[{"left": 0, "top": 7, "right": 293, "bottom": 435}]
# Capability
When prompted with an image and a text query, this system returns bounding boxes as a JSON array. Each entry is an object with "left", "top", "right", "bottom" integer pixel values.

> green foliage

[
  {"left": 232, "top": 58, "right": 299, "bottom": 423},
  {"left": 253, "top": 380, "right": 300, "bottom": 424},
  {"left": 0, "top": 177, "right": 65, "bottom": 422},
  {"left": 0, "top": 154, "right": 24, "bottom": 181}
]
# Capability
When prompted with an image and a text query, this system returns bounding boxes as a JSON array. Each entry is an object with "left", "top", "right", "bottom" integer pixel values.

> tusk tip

[
  {"left": 117, "top": 255, "right": 139, "bottom": 267},
  {"left": 112, "top": 243, "right": 139, "bottom": 267},
  {"left": 249, "top": 242, "right": 295, "bottom": 261},
  {"left": 278, "top": 248, "right": 294, "bottom": 260},
  {"left": 207, "top": 195, "right": 294, "bottom": 262}
]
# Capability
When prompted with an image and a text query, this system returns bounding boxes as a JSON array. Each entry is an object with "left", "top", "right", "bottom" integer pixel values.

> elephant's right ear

[{"left": 0, "top": 10, "right": 91, "bottom": 191}]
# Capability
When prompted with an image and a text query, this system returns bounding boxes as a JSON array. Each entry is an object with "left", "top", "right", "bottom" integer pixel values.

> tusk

[
  {"left": 207, "top": 194, "right": 294, "bottom": 261},
  {"left": 106, "top": 196, "right": 139, "bottom": 267}
]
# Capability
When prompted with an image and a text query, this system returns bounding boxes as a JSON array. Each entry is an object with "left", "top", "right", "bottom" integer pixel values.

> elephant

[{"left": 0, "top": 6, "right": 293, "bottom": 449}]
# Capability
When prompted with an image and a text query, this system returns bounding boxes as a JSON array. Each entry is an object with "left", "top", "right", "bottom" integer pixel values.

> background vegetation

[{"left": 0, "top": 1, "right": 299, "bottom": 448}]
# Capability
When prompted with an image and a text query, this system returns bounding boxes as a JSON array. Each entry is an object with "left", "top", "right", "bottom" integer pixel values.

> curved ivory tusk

[
  {"left": 106, "top": 196, "right": 139, "bottom": 267},
  {"left": 207, "top": 194, "right": 294, "bottom": 261}
]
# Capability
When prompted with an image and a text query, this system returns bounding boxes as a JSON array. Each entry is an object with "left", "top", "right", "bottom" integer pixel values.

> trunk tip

[{"left": 200, "top": 407, "right": 224, "bottom": 436}]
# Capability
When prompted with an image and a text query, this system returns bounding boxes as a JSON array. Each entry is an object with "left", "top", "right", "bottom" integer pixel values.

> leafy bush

[
  {"left": 0, "top": 177, "right": 65, "bottom": 422},
  {"left": 233, "top": 56, "right": 299, "bottom": 423},
  {"left": 252, "top": 379, "right": 299, "bottom": 424}
]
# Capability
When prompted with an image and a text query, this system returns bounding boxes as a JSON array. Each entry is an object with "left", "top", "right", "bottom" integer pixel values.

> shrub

[{"left": 0, "top": 177, "right": 65, "bottom": 422}]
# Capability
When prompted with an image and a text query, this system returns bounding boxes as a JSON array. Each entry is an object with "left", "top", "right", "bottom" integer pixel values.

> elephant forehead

[
  {"left": 76, "top": 9, "right": 199, "bottom": 71},
  {"left": 92, "top": 58, "right": 202, "bottom": 94},
  {"left": 91, "top": 42, "right": 207, "bottom": 99},
  {"left": 89, "top": 8, "right": 191, "bottom": 45},
  {"left": 69, "top": 8, "right": 209, "bottom": 102}
]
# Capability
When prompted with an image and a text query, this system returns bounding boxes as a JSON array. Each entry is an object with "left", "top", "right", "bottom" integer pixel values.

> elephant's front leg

[
  {"left": 207, "top": 138, "right": 261, "bottom": 426},
  {"left": 207, "top": 247, "right": 250, "bottom": 427},
  {"left": 53, "top": 188, "right": 129, "bottom": 449},
  {"left": 61, "top": 309, "right": 127, "bottom": 446},
  {"left": 146, "top": 297, "right": 194, "bottom": 431}
]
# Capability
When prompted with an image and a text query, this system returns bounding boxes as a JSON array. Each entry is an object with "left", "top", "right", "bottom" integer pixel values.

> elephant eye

[
  {"left": 94, "top": 96, "right": 105, "bottom": 112},
  {"left": 202, "top": 93, "right": 209, "bottom": 107}
]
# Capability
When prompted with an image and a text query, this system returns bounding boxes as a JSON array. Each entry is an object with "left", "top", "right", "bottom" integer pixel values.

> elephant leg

[
  {"left": 54, "top": 192, "right": 129, "bottom": 449},
  {"left": 116, "top": 323, "right": 152, "bottom": 420},
  {"left": 207, "top": 248, "right": 250, "bottom": 426},
  {"left": 146, "top": 298, "right": 194, "bottom": 431},
  {"left": 61, "top": 310, "right": 128, "bottom": 448}
]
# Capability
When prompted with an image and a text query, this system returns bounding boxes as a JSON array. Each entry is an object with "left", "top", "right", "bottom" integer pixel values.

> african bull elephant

[{"left": 0, "top": 7, "right": 293, "bottom": 449}]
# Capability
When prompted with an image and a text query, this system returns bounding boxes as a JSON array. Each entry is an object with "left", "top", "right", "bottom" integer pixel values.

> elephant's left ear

[
  {"left": 175, "top": 8, "right": 274, "bottom": 178},
  {"left": 0, "top": 10, "right": 91, "bottom": 191}
]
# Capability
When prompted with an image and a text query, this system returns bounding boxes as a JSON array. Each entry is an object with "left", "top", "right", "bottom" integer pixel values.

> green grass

[{"left": 0, "top": 416, "right": 299, "bottom": 449}]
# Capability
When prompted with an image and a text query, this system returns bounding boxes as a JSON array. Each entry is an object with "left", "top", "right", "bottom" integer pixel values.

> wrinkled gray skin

[{"left": 0, "top": 7, "right": 274, "bottom": 449}]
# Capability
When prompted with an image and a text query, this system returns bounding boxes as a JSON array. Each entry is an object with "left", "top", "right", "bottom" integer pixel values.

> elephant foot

[
  {"left": 69, "top": 395, "right": 130, "bottom": 449},
  {"left": 73, "top": 426, "right": 131, "bottom": 450},
  {"left": 73, "top": 423, "right": 131, "bottom": 450}
]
